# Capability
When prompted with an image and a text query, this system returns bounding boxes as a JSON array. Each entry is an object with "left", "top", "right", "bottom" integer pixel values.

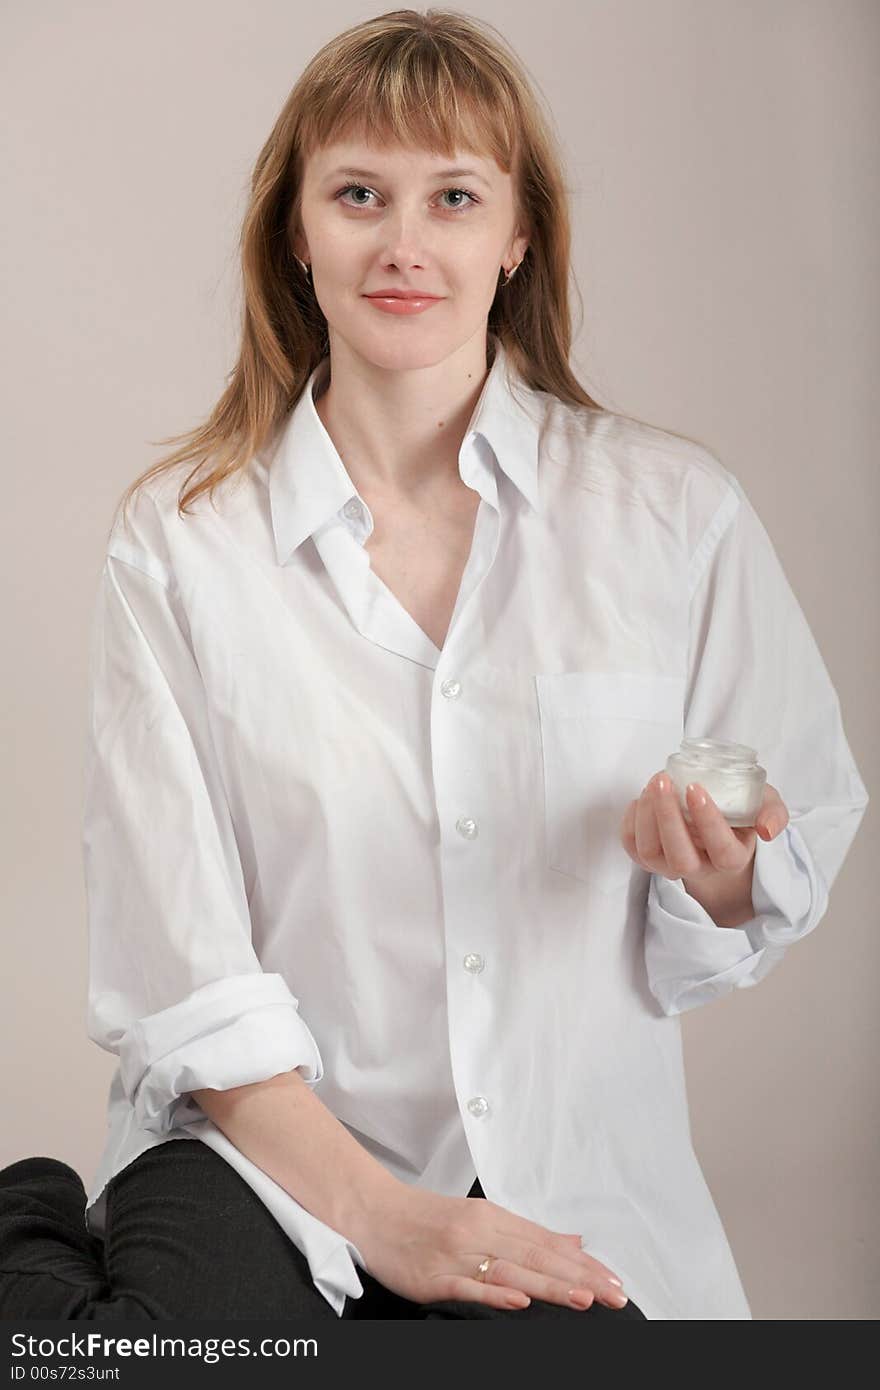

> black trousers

[{"left": 0, "top": 1138, "right": 646, "bottom": 1320}]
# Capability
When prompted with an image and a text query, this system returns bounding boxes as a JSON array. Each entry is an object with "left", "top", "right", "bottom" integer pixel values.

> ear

[
  {"left": 509, "top": 230, "right": 530, "bottom": 268},
  {"left": 288, "top": 205, "right": 309, "bottom": 264}
]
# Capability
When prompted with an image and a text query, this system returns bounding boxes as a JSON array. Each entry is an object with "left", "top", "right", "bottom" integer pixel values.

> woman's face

[{"left": 292, "top": 139, "right": 529, "bottom": 370}]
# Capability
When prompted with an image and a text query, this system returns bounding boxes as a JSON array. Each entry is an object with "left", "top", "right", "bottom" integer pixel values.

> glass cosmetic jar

[{"left": 665, "top": 737, "right": 766, "bottom": 828}]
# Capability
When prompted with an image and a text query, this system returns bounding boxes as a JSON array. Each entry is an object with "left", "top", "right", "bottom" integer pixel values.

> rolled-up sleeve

[
  {"left": 82, "top": 525, "right": 323, "bottom": 1135},
  {"left": 644, "top": 468, "right": 869, "bottom": 1016}
]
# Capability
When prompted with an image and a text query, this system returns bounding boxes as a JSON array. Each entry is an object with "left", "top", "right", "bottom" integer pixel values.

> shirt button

[
  {"left": 463, "top": 952, "right": 484, "bottom": 973},
  {"left": 467, "top": 1096, "right": 490, "bottom": 1117},
  {"left": 440, "top": 678, "right": 462, "bottom": 699},
  {"left": 456, "top": 817, "right": 478, "bottom": 839},
  {"left": 342, "top": 498, "right": 363, "bottom": 521}
]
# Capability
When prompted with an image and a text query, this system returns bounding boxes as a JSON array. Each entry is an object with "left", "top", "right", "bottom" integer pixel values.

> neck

[{"left": 312, "top": 335, "right": 494, "bottom": 501}]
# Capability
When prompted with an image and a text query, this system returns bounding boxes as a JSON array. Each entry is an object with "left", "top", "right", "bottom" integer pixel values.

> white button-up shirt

[{"left": 81, "top": 335, "right": 869, "bottom": 1320}]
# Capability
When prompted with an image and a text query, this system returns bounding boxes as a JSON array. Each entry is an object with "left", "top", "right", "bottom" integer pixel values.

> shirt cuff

[
  {"left": 743, "top": 821, "right": 826, "bottom": 950},
  {"left": 118, "top": 973, "right": 324, "bottom": 1136},
  {"left": 644, "top": 827, "right": 816, "bottom": 1014}
]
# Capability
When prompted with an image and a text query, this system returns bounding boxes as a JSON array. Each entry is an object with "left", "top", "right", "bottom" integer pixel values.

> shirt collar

[{"left": 266, "top": 334, "right": 545, "bottom": 567}]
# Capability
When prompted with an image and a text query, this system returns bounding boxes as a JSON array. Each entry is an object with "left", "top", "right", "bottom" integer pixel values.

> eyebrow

[{"left": 325, "top": 166, "right": 491, "bottom": 188}]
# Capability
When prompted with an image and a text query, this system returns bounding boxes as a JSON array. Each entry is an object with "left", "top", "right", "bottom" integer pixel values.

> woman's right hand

[{"left": 346, "top": 1179, "right": 630, "bottom": 1312}]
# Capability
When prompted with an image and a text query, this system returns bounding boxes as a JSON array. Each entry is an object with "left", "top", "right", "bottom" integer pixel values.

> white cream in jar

[{"left": 665, "top": 737, "right": 766, "bottom": 827}]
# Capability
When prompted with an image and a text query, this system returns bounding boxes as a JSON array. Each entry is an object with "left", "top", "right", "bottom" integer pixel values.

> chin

[{"left": 350, "top": 330, "right": 456, "bottom": 372}]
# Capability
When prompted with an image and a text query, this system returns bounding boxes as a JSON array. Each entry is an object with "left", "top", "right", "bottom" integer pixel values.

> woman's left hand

[{"left": 620, "top": 773, "right": 790, "bottom": 884}]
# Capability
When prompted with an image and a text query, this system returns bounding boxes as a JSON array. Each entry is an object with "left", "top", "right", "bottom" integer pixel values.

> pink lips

[
  {"left": 364, "top": 288, "right": 442, "bottom": 299},
  {"left": 363, "top": 292, "right": 443, "bottom": 316}
]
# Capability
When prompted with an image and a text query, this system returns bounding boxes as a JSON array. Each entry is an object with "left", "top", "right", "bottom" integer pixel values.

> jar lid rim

[{"left": 678, "top": 736, "right": 760, "bottom": 763}]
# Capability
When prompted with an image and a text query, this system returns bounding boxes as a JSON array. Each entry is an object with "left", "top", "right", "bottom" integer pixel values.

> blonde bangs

[{"left": 296, "top": 33, "right": 519, "bottom": 177}]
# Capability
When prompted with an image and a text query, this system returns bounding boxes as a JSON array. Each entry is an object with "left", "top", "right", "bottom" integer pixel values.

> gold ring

[{"left": 476, "top": 1256, "right": 492, "bottom": 1281}]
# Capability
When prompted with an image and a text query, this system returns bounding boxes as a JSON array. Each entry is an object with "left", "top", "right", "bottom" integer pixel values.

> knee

[
  {"left": 0, "top": 1157, "right": 85, "bottom": 1191},
  {"left": 0, "top": 1157, "right": 90, "bottom": 1233}
]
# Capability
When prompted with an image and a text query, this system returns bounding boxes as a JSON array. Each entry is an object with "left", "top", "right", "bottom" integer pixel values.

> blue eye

[
  {"left": 437, "top": 188, "right": 478, "bottom": 212},
  {"left": 335, "top": 184, "right": 478, "bottom": 214}
]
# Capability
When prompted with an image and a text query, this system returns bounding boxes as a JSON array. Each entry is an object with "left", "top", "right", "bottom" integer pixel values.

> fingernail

[
  {"left": 608, "top": 1276, "right": 623, "bottom": 1287},
  {"left": 758, "top": 822, "right": 774, "bottom": 840},
  {"left": 686, "top": 783, "right": 707, "bottom": 808},
  {"left": 569, "top": 1289, "right": 594, "bottom": 1309}
]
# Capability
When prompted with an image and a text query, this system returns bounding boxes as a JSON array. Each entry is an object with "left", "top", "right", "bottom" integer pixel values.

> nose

[{"left": 375, "top": 206, "right": 435, "bottom": 272}]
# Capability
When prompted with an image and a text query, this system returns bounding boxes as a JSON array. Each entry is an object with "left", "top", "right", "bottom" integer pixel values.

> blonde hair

[{"left": 117, "top": 8, "right": 697, "bottom": 533}]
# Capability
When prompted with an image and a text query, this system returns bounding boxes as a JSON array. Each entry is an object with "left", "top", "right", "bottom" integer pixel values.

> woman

[{"left": 0, "top": 9, "right": 868, "bottom": 1322}]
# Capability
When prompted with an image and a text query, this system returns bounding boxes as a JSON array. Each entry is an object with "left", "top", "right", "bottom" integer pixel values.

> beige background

[{"left": 2, "top": 1, "right": 877, "bottom": 1320}]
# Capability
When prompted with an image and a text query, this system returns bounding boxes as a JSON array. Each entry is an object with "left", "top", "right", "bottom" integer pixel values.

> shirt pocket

[{"left": 535, "top": 671, "right": 686, "bottom": 895}]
